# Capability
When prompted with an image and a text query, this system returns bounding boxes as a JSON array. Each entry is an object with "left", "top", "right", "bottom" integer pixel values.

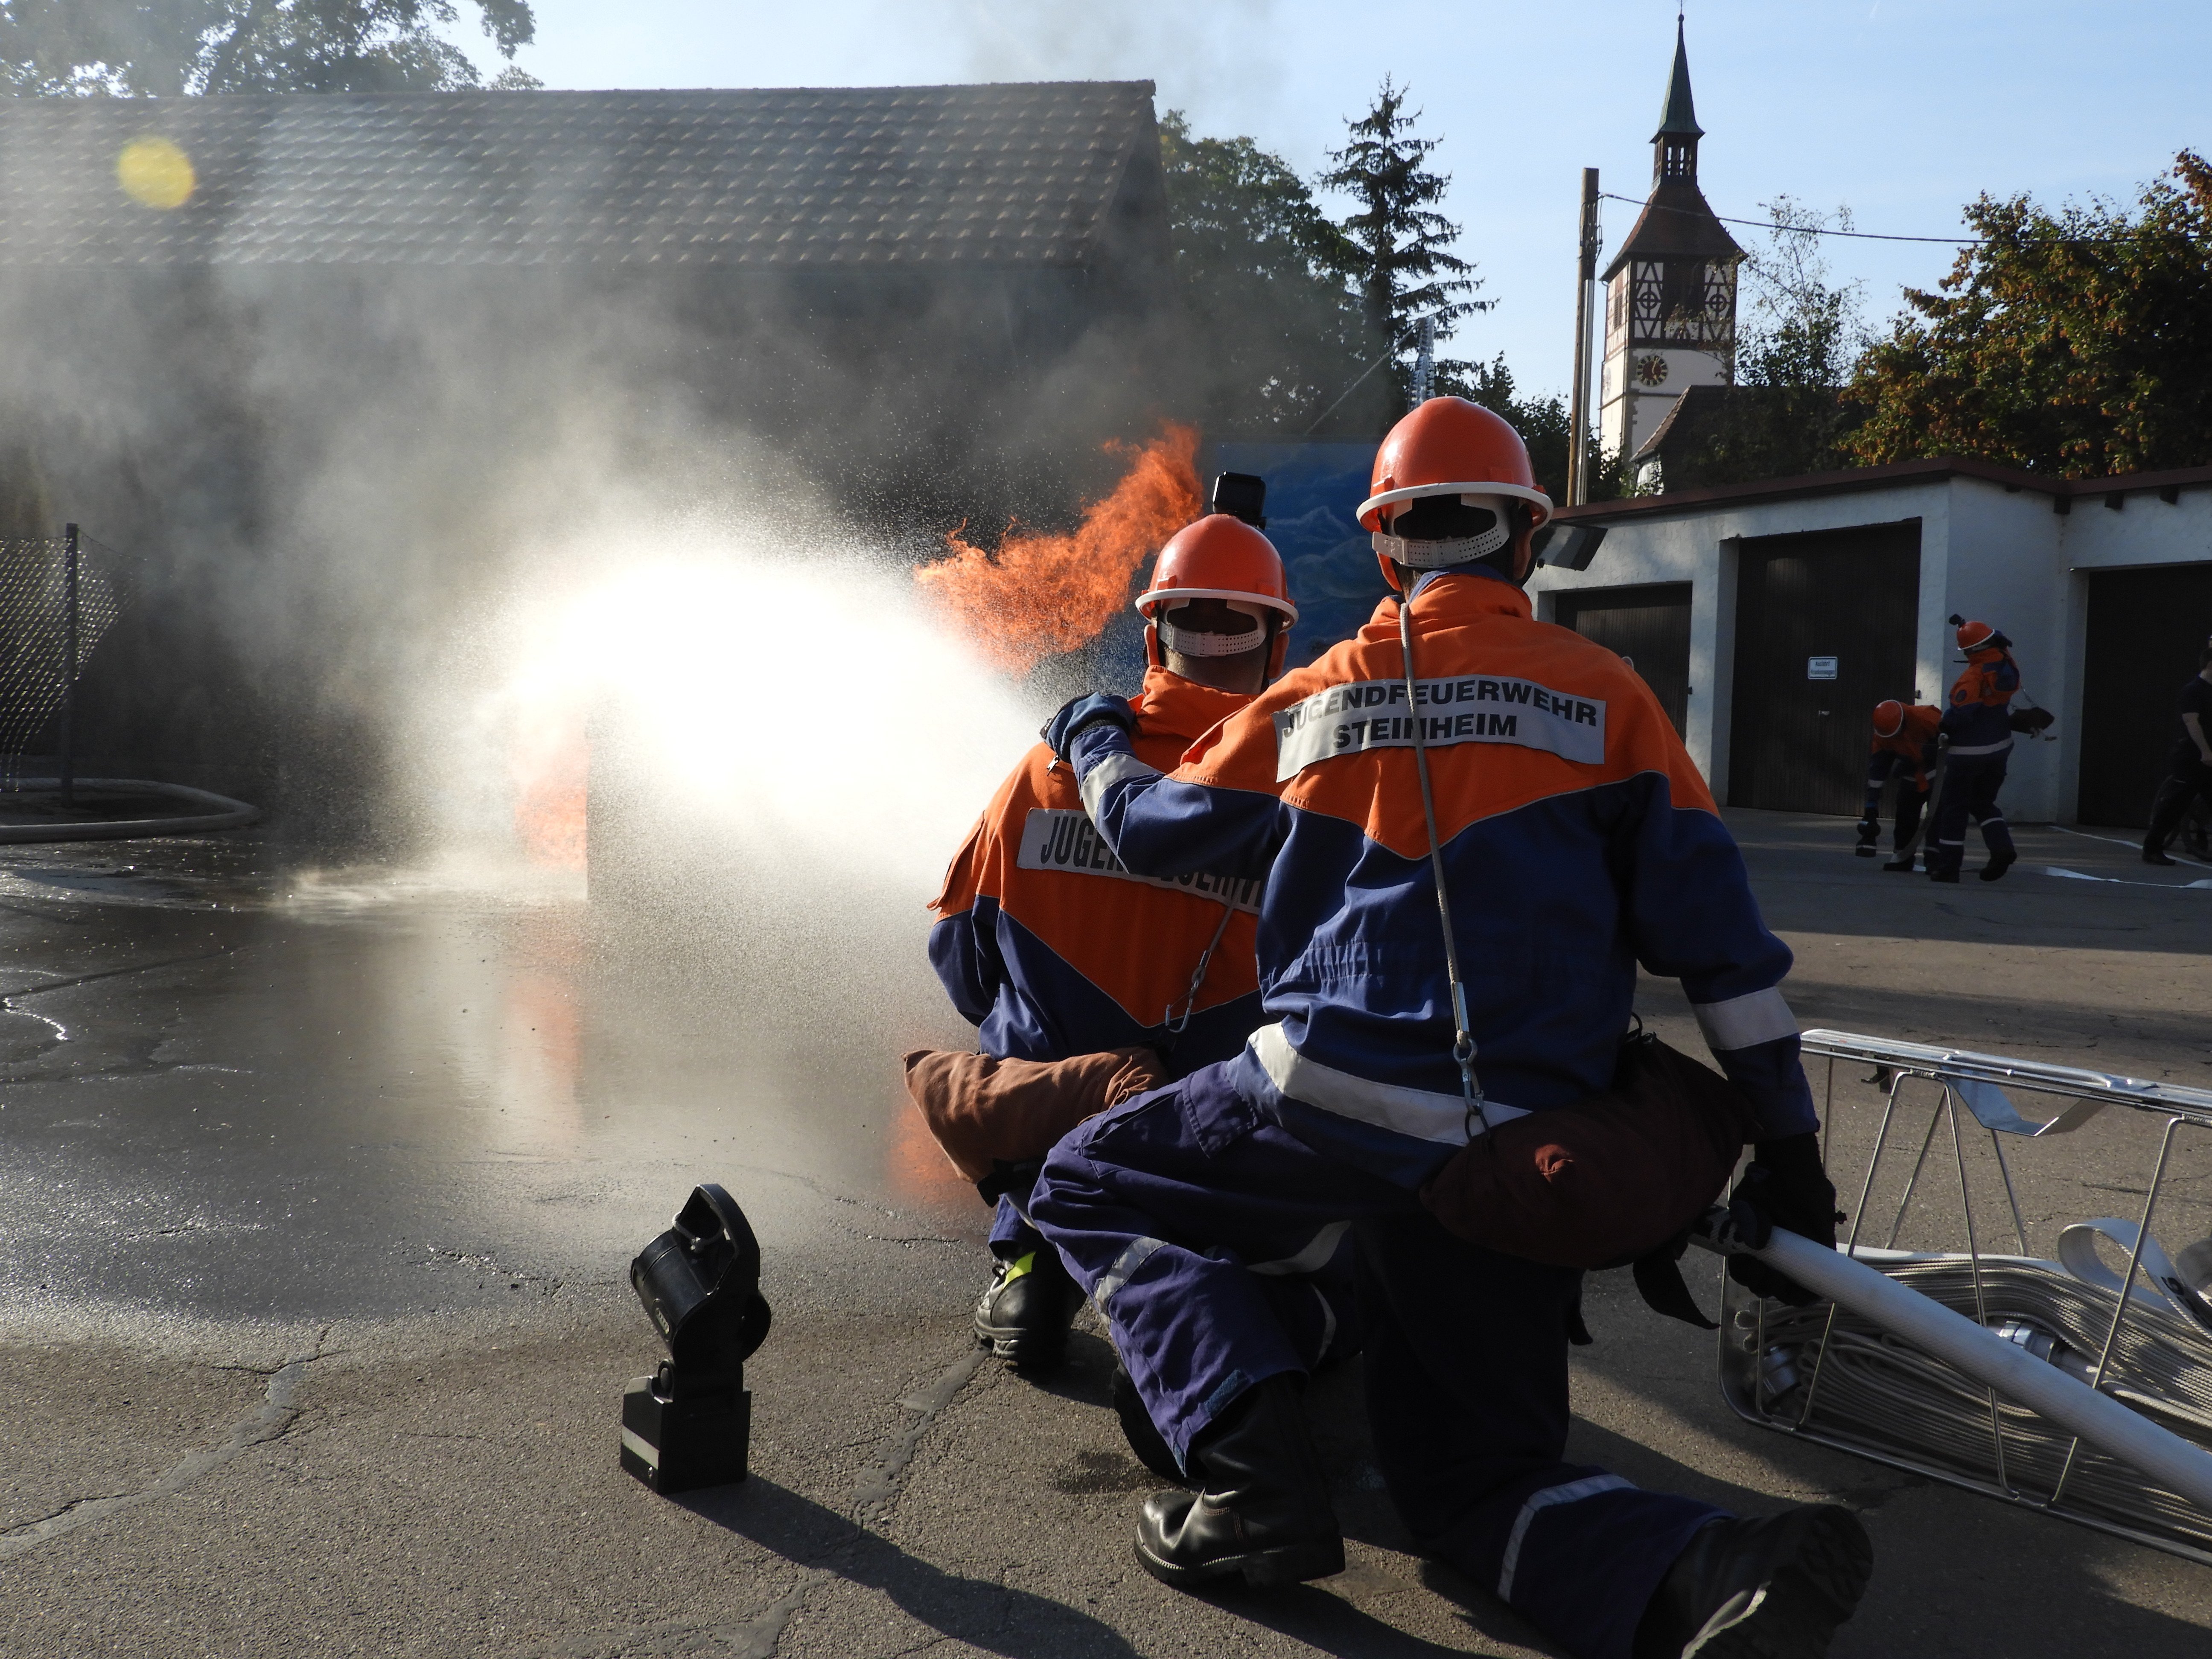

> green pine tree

[{"left": 1320, "top": 79, "right": 1485, "bottom": 422}]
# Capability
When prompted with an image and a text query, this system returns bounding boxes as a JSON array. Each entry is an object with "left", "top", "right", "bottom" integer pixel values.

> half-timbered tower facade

[{"left": 1598, "top": 21, "right": 1742, "bottom": 466}]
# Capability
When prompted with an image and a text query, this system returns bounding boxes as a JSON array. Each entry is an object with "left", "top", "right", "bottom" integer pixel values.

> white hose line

[
  {"left": 1705, "top": 1217, "right": 2212, "bottom": 1515},
  {"left": 0, "top": 777, "right": 259, "bottom": 844}
]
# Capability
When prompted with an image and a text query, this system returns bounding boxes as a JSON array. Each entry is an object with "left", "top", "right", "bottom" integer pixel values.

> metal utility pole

[
  {"left": 59, "top": 521, "right": 77, "bottom": 807},
  {"left": 1567, "top": 168, "right": 1600, "bottom": 507},
  {"left": 1410, "top": 314, "right": 1437, "bottom": 407}
]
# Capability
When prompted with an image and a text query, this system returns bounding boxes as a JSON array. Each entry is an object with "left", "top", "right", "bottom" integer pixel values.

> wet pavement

[{"left": 1, "top": 812, "right": 2209, "bottom": 1656}]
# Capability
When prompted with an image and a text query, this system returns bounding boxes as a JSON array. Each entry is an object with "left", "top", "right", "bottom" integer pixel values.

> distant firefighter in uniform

[
  {"left": 1926, "top": 616, "right": 2020, "bottom": 884},
  {"left": 2143, "top": 637, "right": 2212, "bottom": 867},
  {"left": 922, "top": 508, "right": 1354, "bottom": 1409},
  {"left": 1856, "top": 699, "right": 1939, "bottom": 872}
]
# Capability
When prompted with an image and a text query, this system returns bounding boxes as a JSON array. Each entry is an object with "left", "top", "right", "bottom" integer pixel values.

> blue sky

[{"left": 459, "top": 1, "right": 2212, "bottom": 400}]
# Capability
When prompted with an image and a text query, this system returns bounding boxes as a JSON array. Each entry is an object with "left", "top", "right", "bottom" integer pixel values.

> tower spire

[
  {"left": 1652, "top": 17, "right": 1703, "bottom": 184},
  {"left": 1600, "top": 14, "right": 1742, "bottom": 476}
]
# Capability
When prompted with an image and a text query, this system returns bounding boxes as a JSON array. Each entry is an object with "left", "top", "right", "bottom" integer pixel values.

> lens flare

[
  {"left": 116, "top": 136, "right": 195, "bottom": 210},
  {"left": 913, "top": 425, "right": 1201, "bottom": 675}
]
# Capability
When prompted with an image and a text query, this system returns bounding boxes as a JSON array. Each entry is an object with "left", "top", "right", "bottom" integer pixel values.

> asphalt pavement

[{"left": 1, "top": 812, "right": 2209, "bottom": 1657}]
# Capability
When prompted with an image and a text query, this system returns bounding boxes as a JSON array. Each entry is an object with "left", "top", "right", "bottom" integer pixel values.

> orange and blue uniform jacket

[
  {"left": 1867, "top": 704, "right": 1941, "bottom": 794},
  {"left": 1941, "top": 649, "right": 2020, "bottom": 755},
  {"left": 930, "top": 667, "right": 1265, "bottom": 1076},
  {"left": 1067, "top": 569, "right": 1815, "bottom": 1185}
]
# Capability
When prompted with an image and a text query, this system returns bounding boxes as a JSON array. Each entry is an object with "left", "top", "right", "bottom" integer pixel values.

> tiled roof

[
  {"left": 1554, "top": 457, "right": 2212, "bottom": 524},
  {"left": 0, "top": 81, "right": 1160, "bottom": 268}
]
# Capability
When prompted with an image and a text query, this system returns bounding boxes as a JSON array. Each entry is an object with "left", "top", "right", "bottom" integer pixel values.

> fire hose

[{"left": 1691, "top": 1207, "right": 2212, "bottom": 1518}]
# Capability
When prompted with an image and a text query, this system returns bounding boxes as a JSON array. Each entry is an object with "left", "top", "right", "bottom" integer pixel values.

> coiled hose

[{"left": 1756, "top": 1252, "right": 2212, "bottom": 1549}]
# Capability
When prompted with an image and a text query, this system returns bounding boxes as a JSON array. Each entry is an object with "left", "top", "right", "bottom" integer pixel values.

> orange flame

[{"left": 914, "top": 424, "right": 1202, "bottom": 675}]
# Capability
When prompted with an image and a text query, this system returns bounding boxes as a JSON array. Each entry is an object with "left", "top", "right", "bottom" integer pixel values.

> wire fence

[{"left": 0, "top": 527, "right": 127, "bottom": 790}]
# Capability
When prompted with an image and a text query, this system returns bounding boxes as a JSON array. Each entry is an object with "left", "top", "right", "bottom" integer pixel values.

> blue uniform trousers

[
  {"left": 1860, "top": 754, "right": 1929, "bottom": 853},
  {"left": 1032, "top": 1062, "right": 1722, "bottom": 1659},
  {"left": 1358, "top": 1211, "right": 1721, "bottom": 1659},
  {"left": 1926, "top": 752, "right": 2014, "bottom": 876},
  {"left": 998, "top": 1172, "right": 1359, "bottom": 1372}
]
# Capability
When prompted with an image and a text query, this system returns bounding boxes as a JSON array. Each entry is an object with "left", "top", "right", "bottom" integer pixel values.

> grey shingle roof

[{"left": 0, "top": 81, "right": 1160, "bottom": 268}]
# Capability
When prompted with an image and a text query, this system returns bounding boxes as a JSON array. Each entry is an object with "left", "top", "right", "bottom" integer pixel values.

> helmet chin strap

[
  {"left": 1371, "top": 521, "right": 1510, "bottom": 568},
  {"left": 1157, "top": 598, "right": 1272, "bottom": 659},
  {"left": 1159, "top": 619, "right": 1264, "bottom": 657}
]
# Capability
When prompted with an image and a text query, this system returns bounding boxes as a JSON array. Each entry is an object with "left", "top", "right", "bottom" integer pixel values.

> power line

[{"left": 1599, "top": 192, "right": 2207, "bottom": 248}]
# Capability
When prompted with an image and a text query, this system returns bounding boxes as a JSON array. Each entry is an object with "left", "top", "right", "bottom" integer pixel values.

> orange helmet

[
  {"left": 1872, "top": 699, "right": 1905, "bottom": 738},
  {"left": 1134, "top": 514, "right": 1297, "bottom": 676},
  {"left": 1951, "top": 615, "right": 2002, "bottom": 653},
  {"left": 1359, "top": 399, "right": 1553, "bottom": 590}
]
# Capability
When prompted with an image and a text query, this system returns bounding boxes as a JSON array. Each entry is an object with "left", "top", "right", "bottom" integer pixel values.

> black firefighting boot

[
  {"left": 1978, "top": 849, "right": 2017, "bottom": 882},
  {"left": 1881, "top": 852, "right": 1916, "bottom": 872},
  {"left": 973, "top": 1248, "right": 1082, "bottom": 1373},
  {"left": 1631, "top": 1505, "right": 1873, "bottom": 1659},
  {"left": 1133, "top": 1372, "right": 1344, "bottom": 1590},
  {"left": 1853, "top": 817, "right": 1879, "bottom": 858}
]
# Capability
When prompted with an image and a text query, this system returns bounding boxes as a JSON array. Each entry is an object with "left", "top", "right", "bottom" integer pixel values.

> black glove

[
  {"left": 1725, "top": 1132, "right": 1842, "bottom": 1307},
  {"left": 1042, "top": 693, "right": 1136, "bottom": 764}
]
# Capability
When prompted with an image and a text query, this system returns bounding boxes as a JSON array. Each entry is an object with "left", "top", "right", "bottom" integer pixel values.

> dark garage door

[
  {"left": 2078, "top": 563, "right": 2212, "bottom": 826},
  {"left": 1728, "top": 521, "right": 1921, "bottom": 815},
  {"left": 1557, "top": 583, "right": 1692, "bottom": 739}
]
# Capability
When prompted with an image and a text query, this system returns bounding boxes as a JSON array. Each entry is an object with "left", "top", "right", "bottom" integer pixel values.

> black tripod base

[{"left": 620, "top": 1373, "right": 751, "bottom": 1493}]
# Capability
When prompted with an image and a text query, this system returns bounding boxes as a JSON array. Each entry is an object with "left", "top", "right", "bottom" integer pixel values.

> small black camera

[
  {"left": 1209, "top": 471, "right": 1267, "bottom": 528},
  {"left": 620, "top": 1183, "right": 772, "bottom": 1494}
]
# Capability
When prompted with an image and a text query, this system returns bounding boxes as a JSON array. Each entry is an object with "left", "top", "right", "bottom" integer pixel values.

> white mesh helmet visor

[
  {"left": 1158, "top": 599, "right": 1270, "bottom": 658},
  {"left": 1370, "top": 492, "right": 1515, "bottom": 568}
]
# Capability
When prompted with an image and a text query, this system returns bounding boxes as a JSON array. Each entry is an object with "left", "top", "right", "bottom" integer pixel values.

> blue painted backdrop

[
  {"left": 1060, "top": 438, "right": 1385, "bottom": 701},
  {"left": 1209, "top": 440, "right": 1384, "bottom": 666}
]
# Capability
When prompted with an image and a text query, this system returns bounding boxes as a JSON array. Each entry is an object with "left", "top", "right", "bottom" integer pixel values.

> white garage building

[{"left": 1533, "top": 458, "right": 2212, "bottom": 826}]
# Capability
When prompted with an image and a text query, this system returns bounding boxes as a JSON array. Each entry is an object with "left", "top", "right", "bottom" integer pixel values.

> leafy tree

[
  {"left": 1657, "top": 199, "right": 1868, "bottom": 490},
  {"left": 1459, "top": 355, "right": 1628, "bottom": 505},
  {"left": 1737, "top": 197, "right": 1865, "bottom": 391},
  {"left": 0, "top": 0, "right": 537, "bottom": 96},
  {"left": 1320, "top": 78, "right": 1485, "bottom": 420},
  {"left": 1846, "top": 153, "right": 2212, "bottom": 476},
  {"left": 1157, "top": 111, "right": 1368, "bottom": 436}
]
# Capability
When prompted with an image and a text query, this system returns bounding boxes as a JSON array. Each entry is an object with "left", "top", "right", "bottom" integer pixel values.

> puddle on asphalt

[{"left": 0, "top": 835, "right": 985, "bottom": 1319}]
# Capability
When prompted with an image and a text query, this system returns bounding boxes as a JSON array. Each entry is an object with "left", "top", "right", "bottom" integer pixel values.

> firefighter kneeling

[
  {"left": 914, "top": 501, "right": 1355, "bottom": 1479},
  {"left": 1032, "top": 399, "right": 1873, "bottom": 1659}
]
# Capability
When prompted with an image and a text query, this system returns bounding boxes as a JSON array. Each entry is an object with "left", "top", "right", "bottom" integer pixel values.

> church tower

[{"left": 1598, "top": 19, "right": 1743, "bottom": 469}]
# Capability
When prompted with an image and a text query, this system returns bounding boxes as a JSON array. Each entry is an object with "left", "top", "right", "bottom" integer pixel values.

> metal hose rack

[{"left": 1715, "top": 1030, "right": 2212, "bottom": 1565}]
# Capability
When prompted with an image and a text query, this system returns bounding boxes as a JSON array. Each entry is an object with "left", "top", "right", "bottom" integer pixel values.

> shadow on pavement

[
  {"left": 1563, "top": 1366, "right": 2212, "bottom": 1659},
  {"left": 685, "top": 1474, "right": 1142, "bottom": 1658},
  {"left": 1186, "top": 1573, "right": 1537, "bottom": 1659}
]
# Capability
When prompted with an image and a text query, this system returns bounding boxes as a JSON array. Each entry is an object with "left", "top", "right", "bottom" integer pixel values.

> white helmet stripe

[
  {"left": 1358, "top": 479, "right": 1552, "bottom": 527},
  {"left": 1134, "top": 585, "right": 1299, "bottom": 625}
]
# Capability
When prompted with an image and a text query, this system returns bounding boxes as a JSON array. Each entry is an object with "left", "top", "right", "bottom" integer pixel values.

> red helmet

[
  {"left": 1358, "top": 399, "right": 1553, "bottom": 591},
  {"left": 1872, "top": 699, "right": 1905, "bottom": 738},
  {"left": 1135, "top": 514, "right": 1297, "bottom": 677},
  {"left": 1953, "top": 617, "right": 2000, "bottom": 652}
]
